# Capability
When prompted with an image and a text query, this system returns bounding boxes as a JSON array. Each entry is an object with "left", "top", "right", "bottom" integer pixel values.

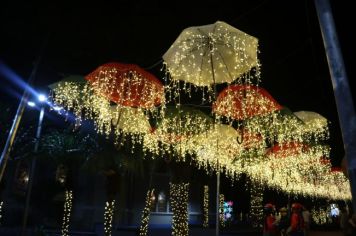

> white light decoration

[
  {"left": 294, "top": 111, "right": 330, "bottom": 142},
  {"left": 143, "top": 105, "right": 213, "bottom": 160},
  {"left": 61, "top": 190, "right": 73, "bottom": 236},
  {"left": 170, "top": 182, "right": 189, "bottom": 236},
  {"left": 104, "top": 200, "right": 115, "bottom": 236},
  {"left": 203, "top": 185, "right": 209, "bottom": 228},
  {"left": 244, "top": 143, "right": 351, "bottom": 200},
  {"left": 163, "top": 21, "right": 259, "bottom": 103},
  {"left": 311, "top": 206, "right": 329, "bottom": 225},
  {"left": 139, "top": 189, "right": 155, "bottom": 236},
  {"left": 51, "top": 81, "right": 153, "bottom": 147}
]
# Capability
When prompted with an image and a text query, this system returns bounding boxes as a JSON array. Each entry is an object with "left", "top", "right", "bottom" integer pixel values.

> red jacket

[
  {"left": 290, "top": 213, "right": 305, "bottom": 232},
  {"left": 264, "top": 215, "right": 277, "bottom": 233}
]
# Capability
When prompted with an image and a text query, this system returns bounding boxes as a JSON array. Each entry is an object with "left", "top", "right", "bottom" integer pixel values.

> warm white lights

[
  {"left": 170, "top": 182, "right": 189, "bottom": 236},
  {"left": 61, "top": 190, "right": 73, "bottom": 236}
]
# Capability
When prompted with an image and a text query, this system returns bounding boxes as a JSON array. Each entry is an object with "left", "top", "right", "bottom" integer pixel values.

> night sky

[{"left": 1, "top": 0, "right": 355, "bottom": 167}]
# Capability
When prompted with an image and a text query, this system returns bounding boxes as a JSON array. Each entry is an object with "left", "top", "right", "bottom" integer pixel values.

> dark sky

[{"left": 0, "top": 0, "right": 354, "bottom": 166}]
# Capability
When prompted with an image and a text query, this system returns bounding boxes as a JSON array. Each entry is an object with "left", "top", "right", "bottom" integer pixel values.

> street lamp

[{"left": 21, "top": 93, "right": 47, "bottom": 236}]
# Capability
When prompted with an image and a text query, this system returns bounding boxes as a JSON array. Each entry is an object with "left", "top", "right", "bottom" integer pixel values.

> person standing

[
  {"left": 287, "top": 203, "right": 305, "bottom": 236},
  {"left": 263, "top": 203, "right": 278, "bottom": 236},
  {"left": 277, "top": 207, "right": 290, "bottom": 236},
  {"left": 302, "top": 206, "right": 311, "bottom": 236}
]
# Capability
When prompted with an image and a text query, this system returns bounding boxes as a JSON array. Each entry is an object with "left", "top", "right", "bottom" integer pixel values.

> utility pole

[{"left": 314, "top": 0, "right": 356, "bottom": 211}]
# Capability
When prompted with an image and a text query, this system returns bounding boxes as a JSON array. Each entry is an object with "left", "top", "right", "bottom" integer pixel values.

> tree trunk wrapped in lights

[
  {"left": 61, "top": 190, "right": 73, "bottom": 236},
  {"left": 203, "top": 185, "right": 209, "bottom": 227},
  {"left": 219, "top": 194, "right": 225, "bottom": 228},
  {"left": 170, "top": 182, "right": 189, "bottom": 236},
  {"left": 249, "top": 181, "right": 264, "bottom": 228},
  {"left": 104, "top": 200, "right": 115, "bottom": 236},
  {"left": 139, "top": 189, "right": 155, "bottom": 236}
]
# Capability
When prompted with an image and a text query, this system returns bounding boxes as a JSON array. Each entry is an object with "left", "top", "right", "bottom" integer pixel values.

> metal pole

[
  {"left": 21, "top": 106, "right": 45, "bottom": 236},
  {"left": 0, "top": 35, "right": 47, "bottom": 183},
  {"left": 216, "top": 171, "right": 220, "bottom": 236},
  {"left": 314, "top": 0, "right": 356, "bottom": 211},
  {"left": 0, "top": 88, "right": 30, "bottom": 182}
]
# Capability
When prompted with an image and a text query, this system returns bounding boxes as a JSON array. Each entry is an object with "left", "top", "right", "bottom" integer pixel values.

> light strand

[
  {"left": 104, "top": 200, "right": 115, "bottom": 236},
  {"left": 61, "top": 190, "right": 73, "bottom": 236},
  {"left": 170, "top": 182, "right": 189, "bottom": 236},
  {"left": 139, "top": 189, "right": 155, "bottom": 236}
]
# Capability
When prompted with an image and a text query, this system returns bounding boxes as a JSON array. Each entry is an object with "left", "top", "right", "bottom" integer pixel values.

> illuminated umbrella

[
  {"left": 163, "top": 21, "right": 259, "bottom": 87},
  {"left": 48, "top": 75, "right": 87, "bottom": 90},
  {"left": 143, "top": 105, "right": 213, "bottom": 157},
  {"left": 85, "top": 62, "right": 165, "bottom": 109},
  {"left": 109, "top": 105, "right": 151, "bottom": 135},
  {"left": 49, "top": 75, "right": 97, "bottom": 121},
  {"left": 213, "top": 85, "right": 282, "bottom": 120},
  {"left": 188, "top": 124, "right": 243, "bottom": 173},
  {"left": 294, "top": 111, "right": 329, "bottom": 140}
]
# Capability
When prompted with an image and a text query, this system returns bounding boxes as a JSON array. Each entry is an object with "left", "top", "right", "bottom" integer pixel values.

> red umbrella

[
  {"left": 331, "top": 166, "right": 343, "bottom": 172},
  {"left": 237, "top": 128, "right": 263, "bottom": 148},
  {"left": 85, "top": 62, "right": 164, "bottom": 109},
  {"left": 213, "top": 85, "right": 282, "bottom": 120},
  {"left": 267, "top": 142, "right": 307, "bottom": 158}
]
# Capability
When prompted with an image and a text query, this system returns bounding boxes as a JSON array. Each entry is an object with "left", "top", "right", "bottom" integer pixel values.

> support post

[{"left": 314, "top": 0, "right": 356, "bottom": 211}]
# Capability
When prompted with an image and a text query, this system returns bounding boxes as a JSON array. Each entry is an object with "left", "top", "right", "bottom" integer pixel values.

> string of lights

[
  {"left": 104, "top": 200, "right": 115, "bottom": 236},
  {"left": 139, "top": 189, "right": 155, "bottom": 236},
  {"left": 61, "top": 190, "right": 73, "bottom": 236}
]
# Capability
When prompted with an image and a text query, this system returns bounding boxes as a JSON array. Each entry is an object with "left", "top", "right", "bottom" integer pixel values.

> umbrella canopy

[
  {"left": 163, "top": 21, "right": 258, "bottom": 87},
  {"left": 294, "top": 111, "right": 329, "bottom": 140},
  {"left": 85, "top": 62, "right": 165, "bottom": 109},
  {"left": 187, "top": 124, "right": 243, "bottom": 173},
  {"left": 143, "top": 105, "right": 213, "bottom": 157},
  {"left": 154, "top": 105, "right": 213, "bottom": 138},
  {"left": 48, "top": 75, "right": 87, "bottom": 90},
  {"left": 109, "top": 105, "right": 151, "bottom": 135},
  {"left": 213, "top": 85, "right": 282, "bottom": 120}
]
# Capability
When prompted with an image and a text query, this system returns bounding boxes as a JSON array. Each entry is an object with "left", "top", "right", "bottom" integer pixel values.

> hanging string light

[
  {"left": 294, "top": 111, "right": 330, "bottom": 142},
  {"left": 104, "top": 200, "right": 115, "bottom": 236},
  {"left": 163, "top": 21, "right": 260, "bottom": 103},
  {"left": 139, "top": 189, "right": 155, "bottom": 236},
  {"left": 51, "top": 80, "right": 152, "bottom": 148},
  {"left": 170, "top": 182, "right": 189, "bottom": 236},
  {"left": 61, "top": 190, "right": 73, "bottom": 236}
]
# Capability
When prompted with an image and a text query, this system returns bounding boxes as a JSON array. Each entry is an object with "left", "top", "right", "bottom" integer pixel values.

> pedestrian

[
  {"left": 263, "top": 203, "right": 278, "bottom": 236},
  {"left": 302, "top": 206, "right": 310, "bottom": 236},
  {"left": 287, "top": 203, "right": 304, "bottom": 236},
  {"left": 277, "top": 207, "right": 290, "bottom": 236}
]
